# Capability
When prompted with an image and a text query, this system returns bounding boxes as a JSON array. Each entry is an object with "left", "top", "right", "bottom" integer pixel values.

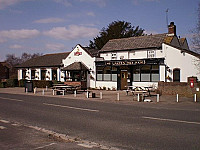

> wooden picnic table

[
  {"left": 52, "top": 84, "right": 80, "bottom": 95},
  {"left": 125, "top": 85, "right": 153, "bottom": 98}
]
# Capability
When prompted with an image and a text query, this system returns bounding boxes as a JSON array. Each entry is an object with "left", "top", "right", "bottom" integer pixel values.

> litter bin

[{"left": 25, "top": 80, "right": 33, "bottom": 92}]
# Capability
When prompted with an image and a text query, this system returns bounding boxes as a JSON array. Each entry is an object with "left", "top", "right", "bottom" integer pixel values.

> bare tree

[
  {"left": 191, "top": 3, "right": 200, "bottom": 53},
  {"left": 191, "top": 3, "right": 200, "bottom": 74},
  {"left": 5, "top": 53, "right": 42, "bottom": 79}
]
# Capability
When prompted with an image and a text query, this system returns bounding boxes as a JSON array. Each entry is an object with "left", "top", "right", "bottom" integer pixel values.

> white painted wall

[
  {"left": 96, "top": 81, "right": 117, "bottom": 90},
  {"left": 159, "top": 65, "right": 166, "bottom": 82},
  {"left": 132, "top": 82, "right": 158, "bottom": 89},
  {"left": 163, "top": 44, "right": 200, "bottom": 82},
  {"left": 100, "top": 49, "right": 163, "bottom": 60},
  {"left": 62, "top": 45, "right": 96, "bottom": 88}
]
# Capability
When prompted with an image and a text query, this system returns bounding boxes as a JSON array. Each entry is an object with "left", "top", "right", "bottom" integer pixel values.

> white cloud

[
  {"left": 0, "top": 29, "right": 40, "bottom": 41},
  {"left": 9, "top": 44, "right": 23, "bottom": 49},
  {"left": 44, "top": 25, "right": 99, "bottom": 40},
  {"left": 45, "top": 43, "right": 66, "bottom": 51},
  {"left": 87, "top": 12, "right": 95, "bottom": 17},
  {"left": 0, "top": 0, "right": 26, "bottom": 9},
  {"left": 34, "top": 17, "right": 65, "bottom": 24}
]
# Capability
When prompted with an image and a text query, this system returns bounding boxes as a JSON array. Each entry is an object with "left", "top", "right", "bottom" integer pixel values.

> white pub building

[{"left": 17, "top": 22, "right": 200, "bottom": 90}]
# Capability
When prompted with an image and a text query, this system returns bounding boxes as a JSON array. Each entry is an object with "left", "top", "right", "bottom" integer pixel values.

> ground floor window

[
  {"left": 52, "top": 69, "right": 57, "bottom": 80},
  {"left": 96, "top": 66, "right": 117, "bottom": 81},
  {"left": 65, "top": 71, "right": 87, "bottom": 82},
  {"left": 31, "top": 69, "right": 36, "bottom": 79},
  {"left": 22, "top": 70, "right": 26, "bottom": 79},
  {"left": 41, "top": 70, "right": 46, "bottom": 80},
  {"left": 133, "top": 65, "right": 159, "bottom": 82}
]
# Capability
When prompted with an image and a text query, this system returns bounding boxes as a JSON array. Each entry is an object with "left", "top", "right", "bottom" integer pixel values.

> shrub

[
  {"left": 19, "top": 79, "right": 26, "bottom": 87},
  {"left": 32, "top": 80, "right": 53, "bottom": 88},
  {"left": 6, "top": 79, "right": 18, "bottom": 87},
  {"left": 0, "top": 81, "right": 6, "bottom": 88}
]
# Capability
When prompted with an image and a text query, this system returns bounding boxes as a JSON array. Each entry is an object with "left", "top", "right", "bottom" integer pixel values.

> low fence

[{"left": 158, "top": 81, "right": 200, "bottom": 97}]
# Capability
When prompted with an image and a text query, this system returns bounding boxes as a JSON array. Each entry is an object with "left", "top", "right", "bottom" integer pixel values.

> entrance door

[
  {"left": 121, "top": 71, "right": 127, "bottom": 90},
  {"left": 173, "top": 68, "right": 180, "bottom": 82}
]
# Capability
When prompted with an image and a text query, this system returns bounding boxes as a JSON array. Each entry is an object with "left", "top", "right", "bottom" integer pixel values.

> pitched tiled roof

[
  {"left": 16, "top": 52, "right": 70, "bottom": 68},
  {"left": 100, "top": 33, "right": 167, "bottom": 52},
  {"left": 83, "top": 47, "right": 100, "bottom": 57},
  {"left": 62, "top": 62, "right": 89, "bottom": 71}
]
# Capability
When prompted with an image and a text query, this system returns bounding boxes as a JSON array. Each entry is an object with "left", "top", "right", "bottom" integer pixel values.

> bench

[{"left": 52, "top": 89, "right": 65, "bottom": 96}]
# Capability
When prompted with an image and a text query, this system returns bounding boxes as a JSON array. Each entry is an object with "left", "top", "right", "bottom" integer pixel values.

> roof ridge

[
  {"left": 45, "top": 52, "right": 70, "bottom": 56},
  {"left": 109, "top": 33, "right": 167, "bottom": 42}
]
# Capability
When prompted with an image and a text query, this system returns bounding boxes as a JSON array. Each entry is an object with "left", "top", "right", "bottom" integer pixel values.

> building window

[
  {"left": 111, "top": 53, "right": 117, "bottom": 60},
  {"left": 133, "top": 66, "right": 140, "bottom": 81},
  {"left": 52, "top": 70, "right": 57, "bottom": 80},
  {"left": 141, "top": 65, "right": 151, "bottom": 81},
  {"left": 41, "top": 70, "right": 46, "bottom": 80},
  {"left": 173, "top": 68, "right": 180, "bottom": 82},
  {"left": 151, "top": 65, "right": 159, "bottom": 81},
  {"left": 96, "top": 66, "right": 117, "bottom": 81},
  {"left": 22, "top": 70, "right": 26, "bottom": 79},
  {"left": 31, "top": 69, "right": 36, "bottom": 79},
  {"left": 133, "top": 65, "right": 159, "bottom": 82}
]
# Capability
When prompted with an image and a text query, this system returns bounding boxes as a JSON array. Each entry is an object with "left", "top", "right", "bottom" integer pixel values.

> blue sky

[{"left": 0, "top": 0, "right": 199, "bottom": 61}]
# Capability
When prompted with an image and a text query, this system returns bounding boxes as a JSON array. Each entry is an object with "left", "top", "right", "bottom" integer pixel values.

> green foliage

[
  {"left": 52, "top": 80, "right": 62, "bottom": 85},
  {"left": 6, "top": 79, "right": 18, "bottom": 87},
  {"left": 32, "top": 80, "right": 53, "bottom": 88},
  {"left": 19, "top": 79, "right": 26, "bottom": 87},
  {"left": 0, "top": 81, "right": 6, "bottom": 88},
  {"left": 89, "top": 20, "right": 144, "bottom": 49}
]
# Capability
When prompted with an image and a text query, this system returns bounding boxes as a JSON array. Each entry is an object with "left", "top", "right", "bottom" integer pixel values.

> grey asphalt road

[{"left": 0, "top": 93, "right": 199, "bottom": 150}]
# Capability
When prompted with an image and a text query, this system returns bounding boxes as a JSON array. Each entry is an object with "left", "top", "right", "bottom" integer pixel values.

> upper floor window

[
  {"left": 111, "top": 53, "right": 117, "bottom": 60},
  {"left": 147, "top": 50, "right": 156, "bottom": 58}
]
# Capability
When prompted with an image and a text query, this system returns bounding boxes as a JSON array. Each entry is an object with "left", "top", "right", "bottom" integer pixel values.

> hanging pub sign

[
  {"left": 74, "top": 48, "right": 82, "bottom": 56},
  {"left": 105, "top": 60, "right": 146, "bottom": 66}
]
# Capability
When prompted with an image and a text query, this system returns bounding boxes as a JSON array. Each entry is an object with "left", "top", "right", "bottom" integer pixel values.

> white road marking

[
  {"left": 43, "top": 103, "right": 99, "bottom": 112},
  {"left": 34, "top": 143, "right": 56, "bottom": 150},
  {"left": 78, "top": 143, "right": 94, "bottom": 148},
  {"left": 11, "top": 123, "right": 21, "bottom": 127},
  {"left": 0, "top": 126, "right": 6, "bottom": 129},
  {"left": 142, "top": 116, "right": 200, "bottom": 125},
  {"left": 0, "top": 119, "right": 10, "bottom": 123},
  {"left": 0, "top": 97, "right": 23, "bottom": 102}
]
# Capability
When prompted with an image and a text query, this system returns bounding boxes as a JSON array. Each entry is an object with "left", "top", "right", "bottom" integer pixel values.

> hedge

[{"left": 32, "top": 80, "right": 53, "bottom": 88}]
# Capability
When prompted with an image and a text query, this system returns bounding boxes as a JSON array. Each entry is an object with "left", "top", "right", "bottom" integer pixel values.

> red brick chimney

[{"left": 168, "top": 22, "right": 176, "bottom": 36}]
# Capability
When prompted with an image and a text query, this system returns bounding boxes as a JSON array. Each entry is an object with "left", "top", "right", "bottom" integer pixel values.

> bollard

[
  {"left": 176, "top": 94, "right": 179, "bottom": 103},
  {"left": 194, "top": 94, "right": 197, "bottom": 102},
  {"left": 100, "top": 92, "right": 102, "bottom": 99},
  {"left": 74, "top": 90, "right": 77, "bottom": 97},
  {"left": 53, "top": 90, "right": 55, "bottom": 96},
  {"left": 137, "top": 94, "right": 140, "bottom": 102},
  {"left": 117, "top": 93, "right": 120, "bottom": 101},
  {"left": 157, "top": 94, "right": 159, "bottom": 102},
  {"left": 34, "top": 87, "right": 36, "bottom": 94},
  {"left": 46, "top": 86, "right": 48, "bottom": 91},
  {"left": 62, "top": 90, "right": 64, "bottom": 96},
  {"left": 26, "top": 88, "right": 28, "bottom": 94},
  {"left": 42, "top": 89, "right": 45, "bottom": 95},
  {"left": 86, "top": 91, "right": 89, "bottom": 98}
]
